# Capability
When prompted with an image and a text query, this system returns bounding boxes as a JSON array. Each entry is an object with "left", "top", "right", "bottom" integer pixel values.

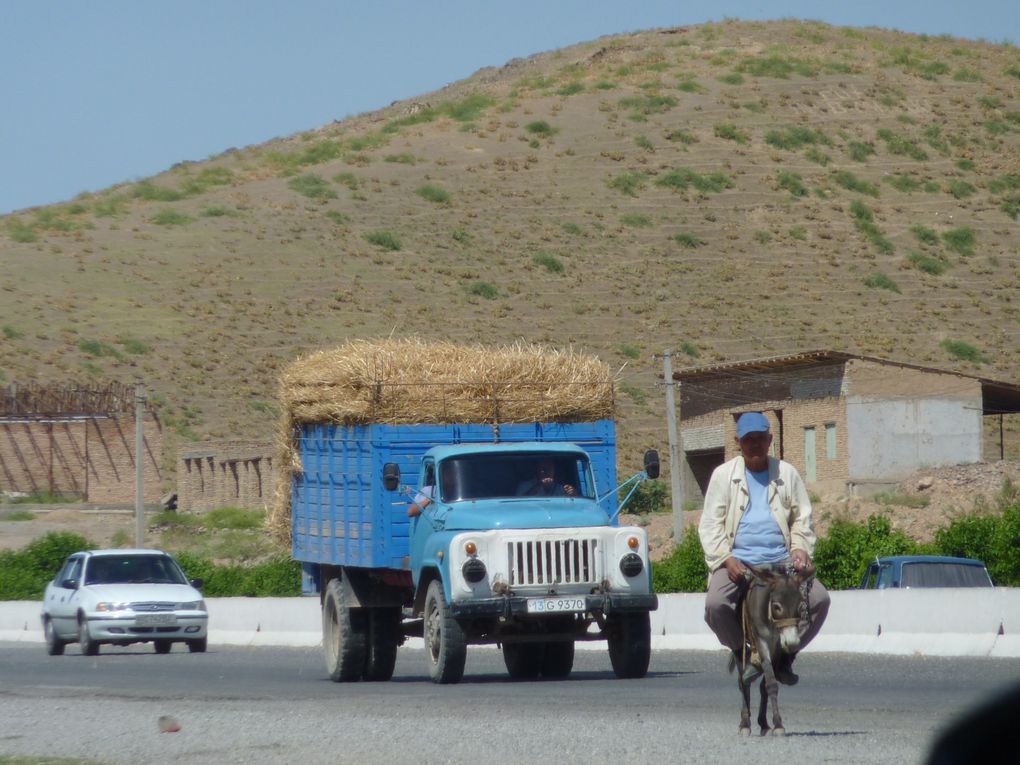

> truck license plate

[
  {"left": 136, "top": 613, "right": 177, "bottom": 626},
  {"left": 526, "top": 597, "right": 586, "bottom": 614}
]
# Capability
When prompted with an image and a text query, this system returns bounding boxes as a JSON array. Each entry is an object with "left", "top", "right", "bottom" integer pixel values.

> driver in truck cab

[{"left": 516, "top": 457, "right": 576, "bottom": 497}]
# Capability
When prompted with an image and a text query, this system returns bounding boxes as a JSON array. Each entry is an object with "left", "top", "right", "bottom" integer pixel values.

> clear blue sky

[{"left": 2, "top": 1, "right": 1017, "bottom": 215}]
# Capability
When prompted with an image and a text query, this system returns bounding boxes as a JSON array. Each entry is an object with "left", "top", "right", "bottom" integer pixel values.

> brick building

[
  {"left": 672, "top": 351, "right": 1020, "bottom": 501},
  {"left": 0, "top": 384, "right": 162, "bottom": 503},
  {"left": 176, "top": 441, "right": 275, "bottom": 514}
]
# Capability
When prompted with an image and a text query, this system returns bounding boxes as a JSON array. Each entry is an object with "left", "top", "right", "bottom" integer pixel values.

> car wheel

[
  {"left": 78, "top": 616, "right": 99, "bottom": 656},
  {"left": 44, "top": 618, "right": 65, "bottom": 656},
  {"left": 187, "top": 638, "right": 207, "bottom": 653},
  {"left": 154, "top": 639, "right": 173, "bottom": 654}
]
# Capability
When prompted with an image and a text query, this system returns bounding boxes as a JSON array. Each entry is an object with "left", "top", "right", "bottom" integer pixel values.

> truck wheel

[
  {"left": 424, "top": 580, "right": 466, "bottom": 684},
  {"left": 323, "top": 578, "right": 367, "bottom": 682},
  {"left": 44, "top": 618, "right": 66, "bottom": 656},
  {"left": 78, "top": 616, "right": 99, "bottom": 656},
  {"left": 607, "top": 611, "right": 651, "bottom": 679},
  {"left": 363, "top": 607, "right": 400, "bottom": 681},
  {"left": 502, "top": 643, "right": 545, "bottom": 679},
  {"left": 541, "top": 641, "right": 575, "bottom": 679}
]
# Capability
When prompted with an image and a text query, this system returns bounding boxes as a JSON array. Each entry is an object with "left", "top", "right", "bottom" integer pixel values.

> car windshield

[
  {"left": 900, "top": 562, "right": 992, "bottom": 588},
  {"left": 84, "top": 555, "right": 188, "bottom": 585},
  {"left": 436, "top": 452, "right": 596, "bottom": 502}
]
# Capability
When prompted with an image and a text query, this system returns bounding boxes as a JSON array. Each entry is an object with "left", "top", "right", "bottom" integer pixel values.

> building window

[{"left": 825, "top": 423, "right": 837, "bottom": 460}]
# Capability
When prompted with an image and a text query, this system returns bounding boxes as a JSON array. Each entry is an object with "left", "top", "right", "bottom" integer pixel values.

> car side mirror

[
  {"left": 190, "top": 578, "right": 204, "bottom": 590},
  {"left": 382, "top": 462, "right": 401, "bottom": 491},
  {"left": 61, "top": 578, "right": 78, "bottom": 590},
  {"left": 643, "top": 450, "right": 660, "bottom": 480}
]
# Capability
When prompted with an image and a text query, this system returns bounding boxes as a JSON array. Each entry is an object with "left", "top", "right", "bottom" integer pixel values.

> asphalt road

[{"left": 2, "top": 642, "right": 1018, "bottom": 765}]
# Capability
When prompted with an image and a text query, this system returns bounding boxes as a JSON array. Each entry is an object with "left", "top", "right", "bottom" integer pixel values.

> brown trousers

[{"left": 703, "top": 566, "right": 831, "bottom": 654}]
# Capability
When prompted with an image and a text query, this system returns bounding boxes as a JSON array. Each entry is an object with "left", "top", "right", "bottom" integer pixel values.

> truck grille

[{"left": 507, "top": 538, "right": 598, "bottom": 586}]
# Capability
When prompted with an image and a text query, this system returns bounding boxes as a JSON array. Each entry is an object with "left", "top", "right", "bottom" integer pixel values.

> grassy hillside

[{"left": 3, "top": 20, "right": 1020, "bottom": 483}]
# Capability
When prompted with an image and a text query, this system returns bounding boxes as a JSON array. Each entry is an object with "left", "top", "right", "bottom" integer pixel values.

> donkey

[{"left": 729, "top": 562, "right": 811, "bottom": 737}]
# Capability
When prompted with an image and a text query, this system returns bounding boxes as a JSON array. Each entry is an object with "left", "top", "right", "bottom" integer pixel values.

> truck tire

[
  {"left": 424, "top": 580, "right": 466, "bottom": 684},
  {"left": 323, "top": 578, "right": 367, "bottom": 682},
  {"left": 606, "top": 611, "right": 651, "bottom": 679},
  {"left": 502, "top": 643, "right": 545, "bottom": 679},
  {"left": 363, "top": 607, "right": 400, "bottom": 681},
  {"left": 540, "top": 641, "right": 575, "bottom": 679}
]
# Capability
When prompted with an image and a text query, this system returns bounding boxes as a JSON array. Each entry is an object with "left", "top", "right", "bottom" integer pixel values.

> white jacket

[{"left": 698, "top": 455, "right": 817, "bottom": 573}]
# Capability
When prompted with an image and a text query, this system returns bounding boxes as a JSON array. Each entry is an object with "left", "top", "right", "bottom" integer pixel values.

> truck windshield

[{"left": 437, "top": 453, "right": 595, "bottom": 501}]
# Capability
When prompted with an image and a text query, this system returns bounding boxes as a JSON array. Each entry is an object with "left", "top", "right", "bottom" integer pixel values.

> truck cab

[{"left": 402, "top": 442, "right": 656, "bottom": 682}]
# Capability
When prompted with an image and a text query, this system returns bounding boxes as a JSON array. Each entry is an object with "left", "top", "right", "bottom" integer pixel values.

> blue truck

[{"left": 292, "top": 419, "right": 659, "bottom": 684}]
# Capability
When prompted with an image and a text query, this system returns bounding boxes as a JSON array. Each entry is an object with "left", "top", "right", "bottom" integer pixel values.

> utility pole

[
  {"left": 661, "top": 352, "right": 685, "bottom": 546},
  {"left": 135, "top": 383, "right": 146, "bottom": 548}
]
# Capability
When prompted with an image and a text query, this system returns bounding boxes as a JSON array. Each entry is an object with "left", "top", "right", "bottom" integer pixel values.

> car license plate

[
  {"left": 526, "top": 597, "right": 586, "bottom": 614},
  {"left": 136, "top": 613, "right": 177, "bottom": 626}
]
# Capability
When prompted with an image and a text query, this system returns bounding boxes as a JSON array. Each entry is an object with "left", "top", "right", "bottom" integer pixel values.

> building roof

[{"left": 670, "top": 350, "right": 1020, "bottom": 415}]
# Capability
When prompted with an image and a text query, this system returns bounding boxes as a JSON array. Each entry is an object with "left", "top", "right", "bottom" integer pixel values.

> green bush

[
  {"left": 777, "top": 171, "right": 808, "bottom": 197},
  {"left": 525, "top": 120, "right": 558, "bottom": 137},
  {"left": 814, "top": 515, "right": 916, "bottom": 590},
  {"left": 941, "top": 338, "right": 990, "bottom": 364},
  {"left": 416, "top": 185, "right": 450, "bottom": 204},
  {"left": 288, "top": 174, "right": 337, "bottom": 200},
  {"left": 863, "top": 273, "right": 900, "bottom": 293},
  {"left": 364, "top": 230, "right": 402, "bottom": 251},
  {"left": 0, "top": 532, "right": 95, "bottom": 599},
  {"left": 621, "top": 480, "right": 668, "bottom": 515},
  {"left": 151, "top": 209, "right": 194, "bottom": 226},
  {"left": 765, "top": 126, "right": 828, "bottom": 151},
  {"left": 652, "top": 530, "right": 708, "bottom": 593},
  {"left": 657, "top": 168, "right": 733, "bottom": 194},
  {"left": 942, "top": 227, "right": 975, "bottom": 256},
  {"left": 468, "top": 281, "right": 499, "bottom": 299},
  {"left": 908, "top": 252, "right": 947, "bottom": 275},
  {"left": 532, "top": 252, "right": 564, "bottom": 273}
]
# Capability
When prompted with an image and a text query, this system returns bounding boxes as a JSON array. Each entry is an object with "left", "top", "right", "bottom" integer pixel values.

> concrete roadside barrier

[{"left": 3, "top": 590, "right": 1017, "bottom": 656}]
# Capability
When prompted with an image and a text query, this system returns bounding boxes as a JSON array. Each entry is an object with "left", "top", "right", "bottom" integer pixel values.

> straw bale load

[{"left": 269, "top": 338, "right": 616, "bottom": 542}]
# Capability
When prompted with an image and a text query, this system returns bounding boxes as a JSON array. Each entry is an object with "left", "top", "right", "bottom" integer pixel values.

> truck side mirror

[
  {"left": 382, "top": 463, "right": 401, "bottom": 491},
  {"left": 643, "top": 450, "right": 660, "bottom": 480}
]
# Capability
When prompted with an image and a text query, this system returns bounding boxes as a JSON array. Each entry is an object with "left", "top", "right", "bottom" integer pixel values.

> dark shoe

[{"left": 774, "top": 653, "right": 799, "bottom": 686}]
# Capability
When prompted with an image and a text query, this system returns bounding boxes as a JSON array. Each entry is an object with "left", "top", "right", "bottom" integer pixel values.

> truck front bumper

[{"left": 450, "top": 592, "right": 658, "bottom": 619}]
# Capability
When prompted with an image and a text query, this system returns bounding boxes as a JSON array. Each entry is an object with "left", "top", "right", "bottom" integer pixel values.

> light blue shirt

[{"left": 732, "top": 468, "right": 788, "bottom": 566}]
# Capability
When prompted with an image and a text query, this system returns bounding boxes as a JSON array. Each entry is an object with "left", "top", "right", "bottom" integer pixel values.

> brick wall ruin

[
  {"left": 0, "top": 414, "right": 163, "bottom": 503},
  {"left": 176, "top": 441, "right": 275, "bottom": 514}
]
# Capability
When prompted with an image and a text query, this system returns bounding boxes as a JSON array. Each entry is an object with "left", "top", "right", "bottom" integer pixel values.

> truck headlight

[
  {"left": 619, "top": 553, "right": 644, "bottom": 578},
  {"left": 462, "top": 558, "right": 487, "bottom": 584}
]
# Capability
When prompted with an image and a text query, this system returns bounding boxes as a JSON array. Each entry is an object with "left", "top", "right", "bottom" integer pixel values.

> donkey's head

[{"left": 750, "top": 565, "right": 810, "bottom": 654}]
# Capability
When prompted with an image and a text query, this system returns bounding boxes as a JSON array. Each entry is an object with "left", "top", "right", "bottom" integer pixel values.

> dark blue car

[{"left": 859, "top": 555, "right": 993, "bottom": 589}]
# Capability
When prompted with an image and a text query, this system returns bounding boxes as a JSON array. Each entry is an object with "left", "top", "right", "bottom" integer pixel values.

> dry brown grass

[{"left": 3, "top": 19, "right": 1020, "bottom": 497}]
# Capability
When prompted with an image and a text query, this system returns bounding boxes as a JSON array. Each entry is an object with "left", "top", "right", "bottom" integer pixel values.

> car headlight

[
  {"left": 95, "top": 602, "right": 129, "bottom": 612},
  {"left": 180, "top": 600, "right": 207, "bottom": 611}
]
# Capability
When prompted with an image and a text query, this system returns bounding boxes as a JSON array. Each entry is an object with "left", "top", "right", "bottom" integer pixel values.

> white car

[{"left": 41, "top": 548, "right": 208, "bottom": 656}]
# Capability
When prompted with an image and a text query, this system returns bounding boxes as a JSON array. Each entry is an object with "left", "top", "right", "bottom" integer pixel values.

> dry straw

[{"left": 269, "top": 338, "right": 616, "bottom": 542}]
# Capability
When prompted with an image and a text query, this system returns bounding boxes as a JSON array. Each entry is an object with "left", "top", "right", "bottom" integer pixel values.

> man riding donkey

[{"left": 699, "top": 411, "right": 830, "bottom": 687}]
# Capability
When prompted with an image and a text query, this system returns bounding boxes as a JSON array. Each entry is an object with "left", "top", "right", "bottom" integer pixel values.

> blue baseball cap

[{"left": 736, "top": 412, "right": 770, "bottom": 438}]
